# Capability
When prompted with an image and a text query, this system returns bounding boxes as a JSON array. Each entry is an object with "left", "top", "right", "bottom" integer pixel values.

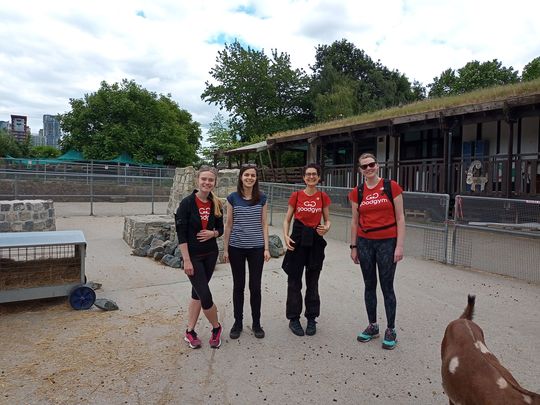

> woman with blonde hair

[{"left": 175, "top": 166, "right": 224, "bottom": 349}]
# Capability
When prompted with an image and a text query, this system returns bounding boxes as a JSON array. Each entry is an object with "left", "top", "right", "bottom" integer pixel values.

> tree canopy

[
  {"left": 522, "top": 56, "right": 540, "bottom": 82},
  {"left": 59, "top": 79, "right": 201, "bottom": 166},
  {"left": 428, "top": 59, "right": 519, "bottom": 97},
  {"left": 199, "top": 113, "right": 240, "bottom": 166},
  {"left": 201, "top": 41, "right": 311, "bottom": 143},
  {"left": 0, "top": 130, "right": 30, "bottom": 157},
  {"left": 310, "top": 39, "right": 423, "bottom": 119}
]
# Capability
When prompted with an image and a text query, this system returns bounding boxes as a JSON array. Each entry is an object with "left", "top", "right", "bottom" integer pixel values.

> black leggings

[
  {"left": 357, "top": 237, "right": 397, "bottom": 329},
  {"left": 228, "top": 246, "right": 264, "bottom": 324},
  {"left": 188, "top": 251, "right": 219, "bottom": 310}
]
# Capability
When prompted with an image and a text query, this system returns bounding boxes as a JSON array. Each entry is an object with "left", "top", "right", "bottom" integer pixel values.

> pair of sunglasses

[
  {"left": 359, "top": 162, "right": 377, "bottom": 170},
  {"left": 241, "top": 163, "right": 258, "bottom": 168}
]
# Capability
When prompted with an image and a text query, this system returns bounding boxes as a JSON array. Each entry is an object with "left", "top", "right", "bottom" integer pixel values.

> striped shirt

[{"left": 227, "top": 191, "right": 267, "bottom": 249}]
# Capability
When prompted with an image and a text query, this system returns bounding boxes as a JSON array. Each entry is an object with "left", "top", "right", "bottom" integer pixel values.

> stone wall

[
  {"left": 0, "top": 200, "right": 56, "bottom": 232},
  {"left": 166, "top": 167, "right": 239, "bottom": 215}
]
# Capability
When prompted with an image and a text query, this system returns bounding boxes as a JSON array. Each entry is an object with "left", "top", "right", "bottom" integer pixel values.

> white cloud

[{"left": 0, "top": 0, "right": 539, "bottom": 138}]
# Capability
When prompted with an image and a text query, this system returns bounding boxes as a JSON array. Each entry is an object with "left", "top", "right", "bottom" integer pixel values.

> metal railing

[
  {"left": 452, "top": 195, "right": 540, "bottom": 283},
  {"left": 0, "top": 169, "right": 172, "bottom": 216},
  {"left": 261, "top": 182, "right": 540, "bottom": 283}
]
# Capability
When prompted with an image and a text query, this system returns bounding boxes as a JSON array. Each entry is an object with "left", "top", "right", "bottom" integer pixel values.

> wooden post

[
  {"left": 440, "top": 116, "right": 449, "bottom": 194},
  {"left": 392, "top": 127, "right": 399, "bottom": 182},
  {"left": 506, "top": 119, "right": 515, "bottom": 198},
  {"left": 351, "top": 131, "right": 358, "bottom": 186}
]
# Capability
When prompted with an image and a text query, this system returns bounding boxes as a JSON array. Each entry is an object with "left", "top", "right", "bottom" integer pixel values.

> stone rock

[
  {"left": 154, "top": 251, "right": 165, "bottom": 261},
  {"left": 163, "top": 240, "right": 176, "bottom": 255},
  {"left": 161, "top": 254, "right": 182, "bottom": 268},
  {"left": 94, "top": 298, "right": 119, "bottom": 311},
  {"left": 268, "top": 234, "right": 284, "bottom": 258},
  {"left": 132, "top": 245, "right": 150, "bottom": 257}
]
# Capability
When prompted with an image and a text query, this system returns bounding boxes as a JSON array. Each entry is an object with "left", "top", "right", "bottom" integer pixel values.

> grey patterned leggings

[{"left": 357, "top": 237, "right": 397, "bottom": 329}]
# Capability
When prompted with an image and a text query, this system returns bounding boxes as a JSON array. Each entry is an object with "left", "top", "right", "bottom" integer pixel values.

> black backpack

[{"left": 357, "top": 178, "right": 396, "bottom": 233}]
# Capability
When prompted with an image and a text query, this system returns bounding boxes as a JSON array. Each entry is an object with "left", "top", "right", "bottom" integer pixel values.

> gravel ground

[{"left": 0, "top": 210, "right": 538, "bottom": 404}]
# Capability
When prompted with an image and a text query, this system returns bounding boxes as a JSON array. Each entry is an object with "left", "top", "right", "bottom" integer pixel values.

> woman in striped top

[{"left": 223, "top": 164, "right": 271, "bottom": 340}]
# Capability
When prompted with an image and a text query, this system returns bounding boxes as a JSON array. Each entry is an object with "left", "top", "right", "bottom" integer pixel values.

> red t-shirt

[
  {"left": 288, "top": 190, "right": 331, "bottom": 228},
  {"left": 348, "top": 179, "right": 402, "bottom": 239},
  {"left": 195, "top": 196, "right": 212, "bottom": 230}
]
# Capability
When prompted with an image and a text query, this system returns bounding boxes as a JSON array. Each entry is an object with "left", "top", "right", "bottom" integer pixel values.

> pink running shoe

[
  {"left": 184, "top": 329, "right": 202, "bottom": 349},
  {"left": 209, "top": 324, "right": 222, "bottom": 348}
]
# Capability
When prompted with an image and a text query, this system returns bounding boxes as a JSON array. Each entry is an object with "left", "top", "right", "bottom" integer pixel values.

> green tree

[
  {"left": 428, "top": 59, "right": 519, "bottom": 97},
  {"left": 310, "top": 39, "right": 423, "bottom": 116},
  {"left": 0, "top": 130, "right": 23, "bottom": 157},
  {"left": 522, "top": 56, "right": 540, "bottom": 81},
  {"left": 200, "top": 113, "right": 239, "bottom": 166},
  {"left": 59, "top": 79, "right": 201, "bottom": 166},
  {"left": 201, "top": 41, "right": 311, "bottom": 142},
  {"left": 29, "top": 145, "right": 61, "bottom": 159}
]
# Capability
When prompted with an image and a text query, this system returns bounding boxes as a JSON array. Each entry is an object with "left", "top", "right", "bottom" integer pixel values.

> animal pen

[{"left": 0, "top": 230, "right": 95, "bottom": 309}]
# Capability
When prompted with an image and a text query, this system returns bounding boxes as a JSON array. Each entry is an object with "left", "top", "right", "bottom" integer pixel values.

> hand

[
  {"left": 196, "top": 229, "right": 215, "bottom": 242},
  {"left": 316, "top": 224, "right": 329, "bottom": 236},
  {"left": 284, "top": 235, "right": 295, "bottom": 251},
  {"left": 394, "top": 246, "right": 404, "bottom": 263},
  {"left": 223, "top": 251, "right": 229, "bottom": 263},
  {"left": 184, "top": 259, "right": 194, "bottom": 276},
  {"left": 264, "top": 249, "right": 271, "bottom": 262},
  {"left": 350, "top": 248, "right": 359, "bottom": 264}
]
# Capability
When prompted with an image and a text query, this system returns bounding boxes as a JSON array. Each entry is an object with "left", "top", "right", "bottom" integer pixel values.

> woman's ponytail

[{"left": 209, "top": 191, "right": 223, "bottom": 218}]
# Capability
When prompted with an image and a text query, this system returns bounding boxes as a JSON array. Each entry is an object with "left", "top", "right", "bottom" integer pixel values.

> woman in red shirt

[
  {"left": 348, "top": 153, "right": 405, "bottom": 350},
  {"left": 282, "top": 163, "right": 331, "bottom": 337}
]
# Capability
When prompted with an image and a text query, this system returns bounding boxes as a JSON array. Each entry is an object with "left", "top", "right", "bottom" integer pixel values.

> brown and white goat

[{"left": 441, "top": 295, "right": 540, "bottom": 405}]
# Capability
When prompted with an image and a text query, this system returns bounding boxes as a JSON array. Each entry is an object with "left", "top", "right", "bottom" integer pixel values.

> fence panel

[
  {"left": 452, "top": 195, "right": 540, "bottom": 283},
  {"left": 0, "top": 169, "right": 172, "bottom": 216}
]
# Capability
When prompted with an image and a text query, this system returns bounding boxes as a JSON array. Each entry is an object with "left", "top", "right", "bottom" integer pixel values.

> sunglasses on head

[
  {"left": 359, "top": 162, "right": 377, "bottom": 170},
  {"left": 241, "top": 163, "right": 257, "bottom": 168}
]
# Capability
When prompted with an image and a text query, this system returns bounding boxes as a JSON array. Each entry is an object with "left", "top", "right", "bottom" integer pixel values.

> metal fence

[
  {"left": 0, "top": 169, "right": 173, "bottom": 216},
  {"left": 452, "top": 195, "right": 540, "bottom": 283},
  {"left": 261, "top": 182, "right": 540, "bottom": 283},
  {"left": 0, "top": 158, "right": 176, "bottom": 179},
  {"left": 260, "top": 182, "right": 450, "bottom": 264}
]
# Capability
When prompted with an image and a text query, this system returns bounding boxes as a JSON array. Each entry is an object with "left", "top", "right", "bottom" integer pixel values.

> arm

[
  {"left": 316, "top": 206, "right": 331, "bottom": 236},
  {"left": 393, "top": 194, "right": 406, "bottom": 263},
  {"left": 179, "top": 243, "right": 194, "bottom": 276},
  {"left": 175, "top": 199, "right": 194, "bottom": 275},
  {"left": 350, "top": 201, "right": 359, "bottom": 264},
  {"left": 222, "top": 201, "right": 233, "bottom": 263},
  {"left": 282, "top": 205, "right": 296, "bottom": 251},
  {"left": 261, "top": 204, "right": 271, "bottom": 262}
]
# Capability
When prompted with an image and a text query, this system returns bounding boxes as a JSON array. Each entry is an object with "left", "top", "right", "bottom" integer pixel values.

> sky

[{"left": 1, "top": 0, "right": 539, "bottom": 142}]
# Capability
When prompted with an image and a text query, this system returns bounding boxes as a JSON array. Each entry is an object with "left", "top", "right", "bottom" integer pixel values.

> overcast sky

[{"left": 1, "top": 0, "right": 539, "bottom": 140}]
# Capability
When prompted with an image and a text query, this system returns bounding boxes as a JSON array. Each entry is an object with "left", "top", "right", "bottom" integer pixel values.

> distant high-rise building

[
  {"left": 32, "top": 130, "right": 46, "bottom": 146},
  {"left": 10, "top": 115, "right": 29, "bottom": 142},
  {"left": 43, "top": 114, "right": 61, "bottom": 148},
  {"left": 0, "top": 121, "right": 9, "bottom": 132}
]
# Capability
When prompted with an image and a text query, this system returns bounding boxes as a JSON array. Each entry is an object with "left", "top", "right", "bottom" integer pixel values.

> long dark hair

[{"left": 237, "top": 165, "right": 260, "bottom": 205}]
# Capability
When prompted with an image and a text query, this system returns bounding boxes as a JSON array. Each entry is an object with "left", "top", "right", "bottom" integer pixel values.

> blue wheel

[{"left": 69, "top": 285, "right": 96, "bottom": 310}]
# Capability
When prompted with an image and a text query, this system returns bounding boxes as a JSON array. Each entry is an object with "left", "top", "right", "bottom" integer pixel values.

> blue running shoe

[
  {"left": 357, "top": 323, "right": 379, "bottom": 342},
  {"left": 382, "top": 328, "right": 397, "bottom": 350}
]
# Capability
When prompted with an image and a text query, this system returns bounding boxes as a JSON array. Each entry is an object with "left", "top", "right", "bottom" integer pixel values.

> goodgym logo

[
  {"left": 199, "top": 207, "right": 210, "bottom": 221},
  {"left": 297, "top": 199, "right": 321, "bottom": 213}
]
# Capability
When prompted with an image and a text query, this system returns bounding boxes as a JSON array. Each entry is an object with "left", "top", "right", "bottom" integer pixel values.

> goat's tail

[{"left": 459, "top": 294, "right": 475, "bottom": 320}]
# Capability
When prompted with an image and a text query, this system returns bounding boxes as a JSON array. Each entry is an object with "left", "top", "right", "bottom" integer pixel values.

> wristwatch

[{"left": 349, "top": 245, "right": 357, "bottom": 249}]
